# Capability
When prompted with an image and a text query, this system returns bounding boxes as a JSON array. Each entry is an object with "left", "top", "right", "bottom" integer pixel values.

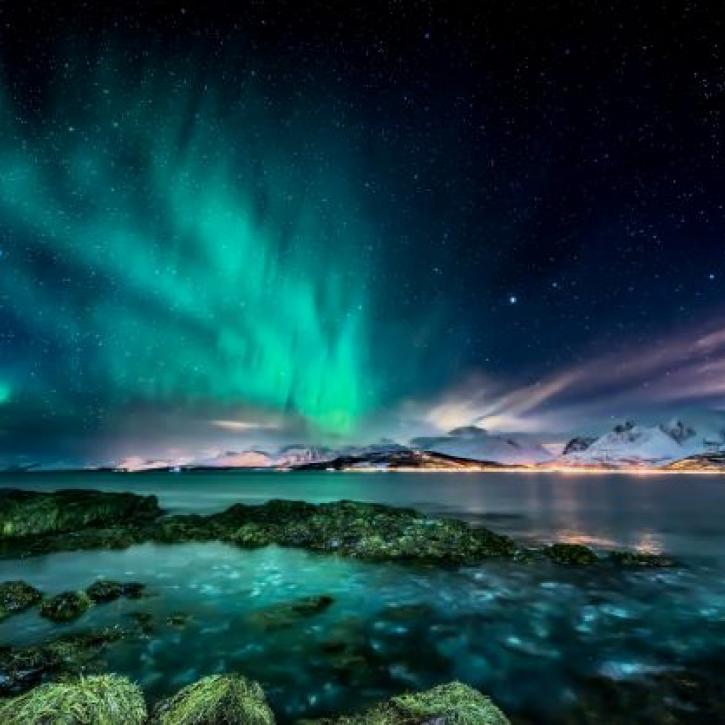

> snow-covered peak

[
  {"left": 560, "top": 419, "right": 702, "bottom": 467},
  {"left": 410, "top": 426, "right": 552, "bottom": 465}
]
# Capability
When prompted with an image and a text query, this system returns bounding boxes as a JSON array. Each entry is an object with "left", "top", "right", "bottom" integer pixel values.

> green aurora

[{"left": 0, "top": 56, "right": 382, "bottom": 435}]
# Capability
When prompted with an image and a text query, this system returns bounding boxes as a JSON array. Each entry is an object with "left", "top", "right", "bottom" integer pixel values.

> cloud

[{"left": 414, "top": 316, "right": 725, "bottom": 434}]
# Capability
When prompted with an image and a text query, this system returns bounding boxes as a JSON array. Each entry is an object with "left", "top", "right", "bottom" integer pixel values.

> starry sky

[{"left": 1, "top": 1, "right": 724, "bottom": 464}]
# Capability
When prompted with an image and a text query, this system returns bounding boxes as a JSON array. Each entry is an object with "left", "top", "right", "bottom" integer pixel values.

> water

[{"left": 1, "top": 470, "right": 725, "bottom": 721}]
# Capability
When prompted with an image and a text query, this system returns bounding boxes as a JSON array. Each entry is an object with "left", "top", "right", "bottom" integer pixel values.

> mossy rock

[
  {"left": 333, "top": 681, "right": 509, "bottom": 724},
  {"left": 0, "top": 628, "right": 131, "bottom": 695},
  {"left": 153, "top": 673, "right": 275, "bottom": 724},
  {"left": 39, "top": 591, "right": 92, "bottom": 623},
  {"left": 0, "top": 580, "right": 42, "bottom": 620},
  {"left": 0, "top": 673, "right": 146, "bottom": 724},
  {"left": 247, "top": 594, "right": 334, "bottom": 631},
  {"left": 0, "top": 489, "right": 160, "bottom": 540},
  {"left": 607, "top": 550, "right": 675, "bottom": 567},
  {"left": 86, "top": 580, "right": 124, "bottom": 603},
  {"left": 544, "top": 543, "right": 598, "bottom": 565}
]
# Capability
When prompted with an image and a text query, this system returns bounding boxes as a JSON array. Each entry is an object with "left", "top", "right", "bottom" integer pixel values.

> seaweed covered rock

[
  {"left": 607, "top": 550, "right": 675, "bottom": 568},
  {"left": 86, "top": 580, "right": 124, "bottom": 603},
  {"left": 544, "top": 543, "right": 598, "bottom": 565},
  {"left": 333, "top": 681, "right": 509, "bottom": 724},
  {"left": 247, "top": 594, "right": 334, "bottom": 631},
  {"left": 0, "top": 673, "right": 146, "bottom": 724},
  {"left": 153, "top": 673, "right": 275, "bottom": 725},
  {"left": 0, "top": 580, "right": 42, "bottom": 620},
  {"left": 0, "top": 628, "right": 130, "bottom": 695},
  {"left": 39, "top": 591, "right": 92, "bottom": 623},
  {"left": 0, "top": 489, "right": 160, "bottom": 540},
  {"left": 218, "top": 500, "right": 516, "bottom": 564}
]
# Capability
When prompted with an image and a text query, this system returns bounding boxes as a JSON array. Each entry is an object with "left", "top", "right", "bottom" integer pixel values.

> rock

[
  {"left": 0, "top": 627, "right": 130, "bottom": 695},
  {"left": 0, "top": 581, "right": 42, "bottom": 620},
  {"left": 562, "top": 436, "right": 597, "bottom": 455},
  {"left": 121, "top": 582, "right": 146, "bottom": 599},
  {"left": 0, "top": 489, "right": 670, "bottom": 571},
  {"left": 332, "top": 681, "right": 509, "bottom": 724},
  {"left": 247, "top": 594, "right": 334, "bottom": 631},
  {"left": 39, "top": 591, "right": 92, "bottom": 623},
  {"left": 153, "top": 673, "right": 275, "bottom": 725},
  {"left": 0, "top": 673, "right": 146, "bottom": 724},
  {"left": 544, "top": 543, "right": 599, "bottom": 565},
  {"left": 86, "top": 580, "right": 124, "bottom": 602},
  {"left": 607, "top": 550, "right": 675, "bottom": 567},
  {"left": 0, "top": 489, "right": 161, "bottom": 540}
]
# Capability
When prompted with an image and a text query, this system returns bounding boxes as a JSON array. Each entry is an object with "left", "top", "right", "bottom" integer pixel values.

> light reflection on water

[{"left": 0, "top": 471, "right": 724, "bottom": 720}]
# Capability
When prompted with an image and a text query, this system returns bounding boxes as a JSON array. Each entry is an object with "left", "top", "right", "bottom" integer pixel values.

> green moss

[
  {"left": 331, "top": 681, "right": 509, "bottom": 724},
  {"left": 544, "top": 543, "right": 599, "bottom": 565},
  {"left": 86, "top": 580, "right": 124, "bottom": 603},
  {"left": 0, "top": 674, "right": 146, "bottom": 724},
  {"left": 0, "top": 580, "right": 42, "bottom": 620},
  {"left": 39, "top": 591, "right": 92, "bottom": 623},
  {"left": 0, "top": 489, "right": 160, "bottom": 540},
  {"left": 0, "top": 628, "right": 130, "bottom": 695},
  {"left": 153, "top": 673, "right": 275, "bottom": 725}
]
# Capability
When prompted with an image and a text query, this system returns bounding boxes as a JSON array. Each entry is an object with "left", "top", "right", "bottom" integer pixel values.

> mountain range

[{"left": 105, "top": 419, "right": 725, "bottom": 473}]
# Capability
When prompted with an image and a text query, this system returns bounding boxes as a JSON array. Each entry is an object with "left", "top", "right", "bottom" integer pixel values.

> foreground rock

[
  {"left": 39, "top": 591, "right": 92, "bottom": 622},
  {"left": 153, "top": 673, "right": 275, "bottom": 725},
  {"left": 0, "top": 673, "right": 147, "bottom": 724},
  {"left": 324, "top": 681, "right": 509, "bottom": 724},
  {"left": 0, "top": 490, "right": 675, "bottom": 569},
  {"left": 0, "top": 580, "right": 42, "bottom": 620},
  {"left": 0, "top": 627, "right": 131, "bottom": 695},
  {"left": 0, "top": 488, "right": 161, "bottom": 540}
]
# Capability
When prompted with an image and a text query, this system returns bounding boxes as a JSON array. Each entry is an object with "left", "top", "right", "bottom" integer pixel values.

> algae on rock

[
  {"left": 153, "top": 673, "right": 275, "bottom": 725},
  {"left": 0, "top": 673, "right": 147, "bottom": 725},
  {"left": 0, "top": 488, "right": 161, "bottom": 540},
  {"left": 319, "top": 681, "right": 509, "bottom": 724},
  {"left": 0, "top": 580, "right": 42, "bottom": 620},
  {"left": 39, "top": 591, "right": 92, "bottom": 623}
]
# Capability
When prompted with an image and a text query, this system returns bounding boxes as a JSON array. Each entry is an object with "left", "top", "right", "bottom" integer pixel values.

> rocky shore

[
  {"left": 0, "top": 487, "right": 684, "bottom": 723},
  {"left": 0, "top": 488, "right": 674, "bottom": 568}
]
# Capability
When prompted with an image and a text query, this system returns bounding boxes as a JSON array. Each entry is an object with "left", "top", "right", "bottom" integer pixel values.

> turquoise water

[{"left": 1, "top": 471, "right": 725, "bottom": 721}]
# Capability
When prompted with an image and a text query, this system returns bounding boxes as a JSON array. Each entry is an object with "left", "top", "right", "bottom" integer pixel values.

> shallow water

[{"left": 1, "top": 470, "right": 725, "bottom": 721}]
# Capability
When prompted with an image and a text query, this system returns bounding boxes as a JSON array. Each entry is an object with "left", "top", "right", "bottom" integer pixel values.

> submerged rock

[
  {"left": 0, "top": 580, "right": 42, "bottom": 620},
  {"left": 0, "top": 673, "right": 147, "bottom": 724},
  {"left": 607, "top": 550, "right": 675, "bottom": 568},
  {"left": 544, "top": 543, "right": 599, "bottom": 565},
  {"left": 0, "top": 627, "right": 130, "bottom": 695},
  {"left": 329, "top": 681, "right": 509, "bottom": 724},
  {"left": 39, "top": 591, "right": 92, "bottom": 623},
  {"left": 166, "top": 612, "right": 192, "bottom": 628},
  {"left": 0, "top": 488, "right": 161, "bottom": 540},
  {"left": 153, "top": 673, "right": 275, "bottom": 725},
  {"left": 247, "top": 594, "right": 334, "bottom": 631}
]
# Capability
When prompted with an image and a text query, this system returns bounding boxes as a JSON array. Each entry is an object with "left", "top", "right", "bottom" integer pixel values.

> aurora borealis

[{"left": 2, "top": 2, "right": 725, "bottom": 465}]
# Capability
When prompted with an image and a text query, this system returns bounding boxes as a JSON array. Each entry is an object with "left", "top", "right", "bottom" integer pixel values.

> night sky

[{"left": 1, "top": 2, "right": 724, "bottom": 464}]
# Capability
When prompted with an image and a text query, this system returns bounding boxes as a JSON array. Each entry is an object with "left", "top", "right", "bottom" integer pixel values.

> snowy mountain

[
  {"left": 558, "top": 419, "right": 704, "bottom": 468},
  {"left": 410, "top": 426, "right": 553, "bottom": 465},
  {"left": 196, "top": 450, "right": 274, "bottom": 468},
  {"left": 273, "top": 445, "right": 336, "bottom": 468}
]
